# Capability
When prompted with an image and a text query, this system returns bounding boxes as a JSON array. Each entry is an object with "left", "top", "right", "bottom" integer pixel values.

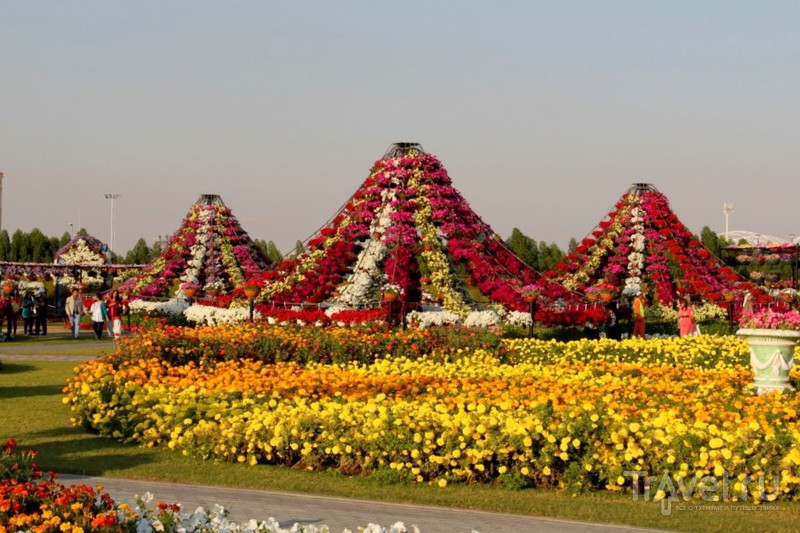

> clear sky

[{"left": 1, "top": 1, "right": 798, "bottom": 256}]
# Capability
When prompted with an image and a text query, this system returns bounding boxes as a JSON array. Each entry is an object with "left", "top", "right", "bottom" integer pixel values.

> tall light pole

[
  {"left": 0, "top": 171, "right": 4, "bottom": 233},
  {"left": 722, "top": 202, "right": 734, "bottom": 240},
  {"left": 104, "top": 194, "right": 120, "bottom": 255}
]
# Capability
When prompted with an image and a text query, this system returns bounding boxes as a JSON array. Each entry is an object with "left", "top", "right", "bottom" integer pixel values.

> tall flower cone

[
  {"left": 553, "top": 183, "right": 768, "bottom": 306},
  {"left": 119, "top": 194, "right": 272, "bottom": 299},
  {"left": 252, "top": 143, "right": 575, "bottom": 319}
]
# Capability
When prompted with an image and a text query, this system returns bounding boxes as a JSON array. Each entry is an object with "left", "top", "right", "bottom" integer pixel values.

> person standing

[
  {"left": 106, "top": 290, "right": 122, "bottom": 340},
  {"left": 6, "top": 293, "right": 19, "bottom": 340},
  {"left": 64, "top": 288, "right": 85, "bottom": 339},
  {"left": 21, "top": 291, "right": 35, "bottom": 336},
  {"left": 33, "top": 290, "right": 48, "bottom": 335},
  {"left": 632, "top": 291, "right": 647, "bottom": 339},
  {"left": 678, "top": 296, "right": 696, "bottom": 337},
  {"left": 89, "top": 293, "right": 108, "bottom": 340}
]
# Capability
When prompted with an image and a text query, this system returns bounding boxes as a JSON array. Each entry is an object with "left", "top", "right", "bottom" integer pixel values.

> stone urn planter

[{"left": 737, "top": 328, "right": 799, "bottom": 394}]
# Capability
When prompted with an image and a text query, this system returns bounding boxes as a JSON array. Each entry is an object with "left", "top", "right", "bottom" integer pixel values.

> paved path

[{"left": 60, "top": 475, "right": 673, "bottom": 533}]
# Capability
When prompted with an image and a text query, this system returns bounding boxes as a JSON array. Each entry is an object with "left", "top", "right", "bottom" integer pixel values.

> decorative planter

[
  {"left": 586, "top": 292, "right": 599, "bottom": 302},
  {"left": 383, "top": 292, "right": 398, "bottom": 302},
  {"left": 737, "top": 328, "right": 799, "bottom": 395},
  {"left": 523, "top": 293, "right": 539, "bottom": 303},
  {"left": 182, "top": 287, "right": 197, "bottom": 298},
  {"left": 243, "top": 288, "right": 260, "bottom": 299},
  {"left": 2, "top": 284, "right": 14, "bottom": 295},
  {"left": 423, "top": 244, "right": 434, "bottom": 252},
  {"left": 206, "top": 288, "right": 220, "bottom": 297},
  {"left": 600, "top": 292, "right": 615, "bottom": 303}
]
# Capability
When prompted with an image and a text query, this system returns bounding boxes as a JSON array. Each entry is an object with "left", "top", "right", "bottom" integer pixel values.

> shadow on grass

[
  {"left": 22, "top": 429, "right": 157, "bottom": 476},
  {"left": 0, "top": 362, "right": 37, "bottom": 374},
  {"left": 0, "top": 383, "right": 64, "bottom": 398}
]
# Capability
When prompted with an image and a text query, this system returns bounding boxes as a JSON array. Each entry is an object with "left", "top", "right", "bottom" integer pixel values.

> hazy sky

[{"left": 2, "top": 1, "right": 799, "bottom": 256}]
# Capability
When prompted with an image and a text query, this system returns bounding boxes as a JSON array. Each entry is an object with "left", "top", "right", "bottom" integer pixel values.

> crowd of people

[
  {"left": 64, "top": 288, "right": 125, "bottom": 340},
  {"left": 0, "top": 286, "right": 126, "bottom": 341}
]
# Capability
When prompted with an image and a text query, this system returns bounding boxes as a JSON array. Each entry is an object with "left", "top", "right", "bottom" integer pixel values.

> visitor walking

[
  {"left": 89, "top": 293, "right": 108, "bottom": 340},
  {"left": 64, "top": 288, "right": 86, "bottom": 339},
  {"left": 678, "top": 296, "right": 696, "bottom": 337},
  {"left": 632, "top": 291, "right": 647, "bottom": 339},
  {"left": 33, "top": 290, "right": 48, "bottom": 335}
]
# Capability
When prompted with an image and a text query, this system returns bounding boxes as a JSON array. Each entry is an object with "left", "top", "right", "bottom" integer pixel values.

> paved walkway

[{"left": 60, "top": 474, "right": 673, "bottom": 533}]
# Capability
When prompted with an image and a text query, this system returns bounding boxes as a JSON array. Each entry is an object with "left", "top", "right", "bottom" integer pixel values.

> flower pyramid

[
  {"left": 552, "top": 183, "right": 767, "bottom": 305},
  {"left": 255, "top": 143, "right": 574, "bottom": 316},
  {"left": 120, "top": 194, "right": 272, "bottom": 299}
]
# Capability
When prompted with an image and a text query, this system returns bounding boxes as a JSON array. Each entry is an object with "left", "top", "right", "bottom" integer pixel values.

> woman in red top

[
  {"left": 678, "top": 296, "right": 696, "bottom": 336},
  {"left": 106, "top": 290, "right": 123, "bottom": 340}
]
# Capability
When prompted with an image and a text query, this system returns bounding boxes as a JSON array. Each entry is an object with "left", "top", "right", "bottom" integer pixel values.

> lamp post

[
  {"left": 722, "top": 202, "right": 734, "bottom": 240},
  {"left": 68, "top": 223, "right": 74, "bottom": 239},
  {"left": 104, "top": 194, "right": 120, "bottom": 255}
]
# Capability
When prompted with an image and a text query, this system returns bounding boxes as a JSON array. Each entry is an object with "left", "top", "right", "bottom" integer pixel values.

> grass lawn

[{"left": 1, "top": 359, "right": 798, "bottom": 533}]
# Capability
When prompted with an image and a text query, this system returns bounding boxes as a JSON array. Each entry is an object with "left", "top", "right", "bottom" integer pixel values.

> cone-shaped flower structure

[
  {"left": 255, "top": 143, "right": 574, "bottom": 316},
  {"left": 120, "top": 194, "right": 272, "bottom": 299},
  {"left": 553, "top": 183, "right": 768, "bottom": 305}
]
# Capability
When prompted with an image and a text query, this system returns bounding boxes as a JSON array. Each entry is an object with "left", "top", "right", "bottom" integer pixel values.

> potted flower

[
  {"left": 382, "top": 283, "right": 402, "bottom": 302},
  {"left": 598, "top": 283, "right": 617, "bottom": 302},
  {"left": 737, "top": 308, "right": 800, "bottom": 394},
  {"left": 179, "top": 281, "right": 201, "bottom": 299},
  {"left": 1, "top": 279, "right": 16, "bottom": 295},
  {"left": 204, "top": 280, "right": 225, "bottom": 297},
  {"left": 240, "top": 281, "right": 263, "bottom": 300},
  {"left": 521, "top": 284, "right": 540, "bottom": 302},
  {"left": 584, "top": 286, "right": 601, "bottom": 302}
]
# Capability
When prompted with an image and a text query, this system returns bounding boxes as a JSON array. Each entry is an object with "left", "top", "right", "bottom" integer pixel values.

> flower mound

[
  {"left": 119, "top": 194, "right": 271, "bottom": 299},
  {"left": 553, "top": 183, "right": 767, "bottom": 306},
  {"left": 252, "top": 144, "right": 575, "bottom": 322}
]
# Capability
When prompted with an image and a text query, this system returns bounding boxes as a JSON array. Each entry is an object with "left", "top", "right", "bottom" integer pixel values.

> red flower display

[
  {"left": 249, "top": 143, "right": 579, "bottom": 324},
  {"left": 553, "top": 183, "right": 770, "bottom": 308}
]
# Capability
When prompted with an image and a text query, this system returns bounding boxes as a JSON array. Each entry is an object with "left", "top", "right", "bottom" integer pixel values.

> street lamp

[
  {"left": 68, "top": 223, "right": 74, "bottom": 239},
  {"left": 722, "top": 202, "right": 734, "bottom": 239},
  {"left": 104, "top": 194, "right": 120, "bottom": 255}
]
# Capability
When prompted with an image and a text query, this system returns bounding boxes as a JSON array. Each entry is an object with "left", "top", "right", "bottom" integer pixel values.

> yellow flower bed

[{"left": 64, "top": 333, "right": 800, "bottom": 500}]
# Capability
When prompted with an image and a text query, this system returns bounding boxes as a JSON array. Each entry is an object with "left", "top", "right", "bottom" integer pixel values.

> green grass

[{"left": 1, "top": 360, "right": 798, "bottom": 532}]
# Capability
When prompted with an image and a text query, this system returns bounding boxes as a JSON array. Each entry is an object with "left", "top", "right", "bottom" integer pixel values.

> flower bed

[
  {"left": 0, "top": 438, "right": 420, "bottom": 532},
  {"left": 65, "top": 327, "right": 800, "bottom": 500},
  {"left": 108, "top": 323, "right": 503, "bottom": 366}
]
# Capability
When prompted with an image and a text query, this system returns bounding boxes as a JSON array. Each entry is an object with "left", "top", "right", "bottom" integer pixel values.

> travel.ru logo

[{"left": 623, "top": 470, "right": 781, "bottom": 516}]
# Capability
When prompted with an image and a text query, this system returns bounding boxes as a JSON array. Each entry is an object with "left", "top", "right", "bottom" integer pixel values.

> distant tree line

[
  {"left": 0, "top": 228, "right": 285, "bottom": 266},
  {"left": 0, "top": 225, "right": 730, "bottom": 271}
]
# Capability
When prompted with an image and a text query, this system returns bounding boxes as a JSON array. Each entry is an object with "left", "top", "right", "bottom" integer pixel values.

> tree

[
  {"left": 567, "top": 238, "right": 579, "bottom": 254},
  {"left": 700, "top": 226, "right": 723, "bottom": 257},
  {"left": 505, "top": 228, "right": 538, "bottom": 267},
  {"left": 28, "top": 228, "right": 49, "bottom": 262},
  {"left": 0, "top": 230, "right": 10, "bottom": 261},
  {"left": 538, "top": 241, "right": 565, "bottom": 273},
  {"left": 294, "top": 240, "right": 305, "bottom": 256},
  {"left": 124, "top": 238, "right": 152, "bottom": 264},
  {"left": 253, "top": 239, "right": 282, "bottom": 264}
]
